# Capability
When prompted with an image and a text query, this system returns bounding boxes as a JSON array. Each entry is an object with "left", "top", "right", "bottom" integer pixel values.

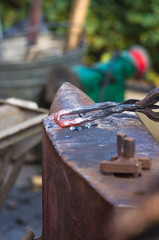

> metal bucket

[{"left": 0, "top": 35, "right": 86, "bottom": 102}]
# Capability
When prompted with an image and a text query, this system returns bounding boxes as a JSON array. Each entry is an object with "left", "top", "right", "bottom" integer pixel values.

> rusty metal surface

[
  {"left": 49, "top": 81, "right": 94, "bottom": 114},
  {"left": 45, "top": 106, "right": 159, "bottom": 206},
  {"left": 42, "top": 82, "right": 159, "bottom": 240},
  {"left": 42, "top": 129, "right": 114, "bottom": 240}
]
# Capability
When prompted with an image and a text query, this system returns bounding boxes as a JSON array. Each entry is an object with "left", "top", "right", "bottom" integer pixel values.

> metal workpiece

[
  {"left": 42, "top": 82, "right": 159, "bottom": 240},
  {"left": 100, "top": 133, "right": 152, "bottom": 177}
]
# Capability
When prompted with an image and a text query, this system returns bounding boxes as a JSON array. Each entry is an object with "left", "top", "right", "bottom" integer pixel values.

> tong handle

[
  {"left": 136, "top": 88, "right": 159, "bottom": 107},
  {"left": 135, "top": 87, "right": 159, "bottom": 122},
  {"left": 136, "top": 108, "right": 159, "bottom": 122}
]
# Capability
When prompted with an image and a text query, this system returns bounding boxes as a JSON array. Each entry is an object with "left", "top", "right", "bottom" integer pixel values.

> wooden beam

[{"left": 66, "top": 0, "right": 91, "bottom": 51}]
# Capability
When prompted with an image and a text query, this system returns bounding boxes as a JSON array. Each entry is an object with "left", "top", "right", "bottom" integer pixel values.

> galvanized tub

[{"left": 0, "top": 34, "right": 86, "bottom": 102}]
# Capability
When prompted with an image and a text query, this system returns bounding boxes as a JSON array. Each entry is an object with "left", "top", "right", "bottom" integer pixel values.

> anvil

[{"left": 40, "top": 82, "right": 159, "bottom": 240}]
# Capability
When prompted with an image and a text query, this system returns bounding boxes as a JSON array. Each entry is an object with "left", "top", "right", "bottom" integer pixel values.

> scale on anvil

[{"left": 29, "top": 82, "right": 159, "bottom": 240}]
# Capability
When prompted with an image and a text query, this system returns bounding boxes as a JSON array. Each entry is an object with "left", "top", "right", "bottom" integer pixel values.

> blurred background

[
  {"left": 0, "top": 0, "right": 159, "bottom": 239},
  {"left": 1, "top": 0, "right": 159, "bottom": 104},
  {"left": 1, "top": 0, "right": 159, "bottom": 72}
]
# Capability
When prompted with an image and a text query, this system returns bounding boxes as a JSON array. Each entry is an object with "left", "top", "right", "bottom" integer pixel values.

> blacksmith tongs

[{"left": 54, "top": 87, "right": 159, "bottom": 128}]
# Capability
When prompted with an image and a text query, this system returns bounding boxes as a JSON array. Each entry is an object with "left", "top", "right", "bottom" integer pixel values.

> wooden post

[
  {"left": 66, "top": 0, "right": 91, "bottom": 51},
  {"left": 27, "top": 0, "right": 41, "bottom": 45},
  {"left": 0, "top": 18, "right": 4, "bottom": 62}
]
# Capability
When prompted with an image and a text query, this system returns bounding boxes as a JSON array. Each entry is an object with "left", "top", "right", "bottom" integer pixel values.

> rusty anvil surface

[{"left": 42, "top": 82, "right": 159, "bottom": 240}]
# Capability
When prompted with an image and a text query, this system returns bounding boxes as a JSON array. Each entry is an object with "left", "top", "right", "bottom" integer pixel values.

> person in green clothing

[{"left": 72, "top": 46, "right": 149, "bottom": 102}]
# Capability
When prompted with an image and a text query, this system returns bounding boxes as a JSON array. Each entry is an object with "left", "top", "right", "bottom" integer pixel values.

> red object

[
  {"left": 129, "top": 47, "right": 149, "bottom": 76},
  {"left": 54, "top": 110, "right": 88, "bottom": 128}
]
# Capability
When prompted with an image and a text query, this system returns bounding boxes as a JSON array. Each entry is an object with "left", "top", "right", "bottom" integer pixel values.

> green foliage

[
  {"left": 85, "top": 0, "right": 159, "bottom": 71},
  {"left": 147, "top": 70, "right": 159, "bottom": 87},
  {"left": 0, "top": 0, "right": 30, "bottom": 29},
  {"left": 42, "top": 0, "right": 72, "bottom": 35},
  {"left": 0, "top": 0, "right": 72, "bottom": 34},
  {"left": 43, "top": 0, "right": 72, "bottom": 22}
]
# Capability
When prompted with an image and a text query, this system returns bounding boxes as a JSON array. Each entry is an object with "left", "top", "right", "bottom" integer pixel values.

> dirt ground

[{"left": 0, "top": 164, "right": 42, "bottom": 240}]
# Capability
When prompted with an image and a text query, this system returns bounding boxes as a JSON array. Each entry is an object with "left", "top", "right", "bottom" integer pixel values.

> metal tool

[
  {"left": 100, "top": 133, "right": 152, "bottom": 177},
  {"left": 54, "top": 87, "right": 159, "bottom": 128}
]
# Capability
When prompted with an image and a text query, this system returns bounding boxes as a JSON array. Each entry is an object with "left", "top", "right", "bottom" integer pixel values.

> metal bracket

[{"left": 100, "top": 133, "right": 152, "bottom": 177}]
